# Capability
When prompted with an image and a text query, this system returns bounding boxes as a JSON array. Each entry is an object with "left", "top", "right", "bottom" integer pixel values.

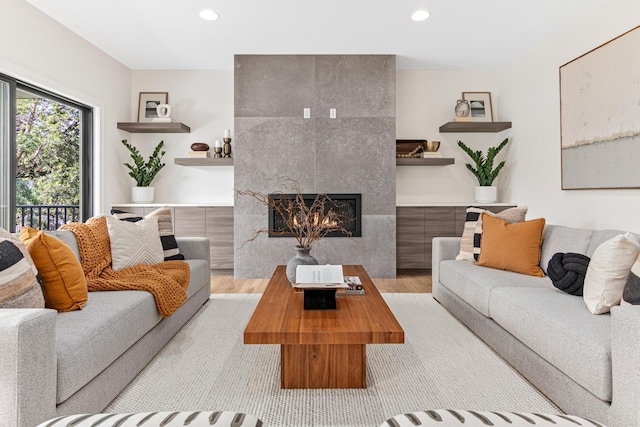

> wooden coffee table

[{"left": 244, "top": 265, "right": 404, "bottom": 389}]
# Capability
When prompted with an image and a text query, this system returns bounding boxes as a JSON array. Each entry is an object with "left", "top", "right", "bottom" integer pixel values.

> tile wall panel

[
  {"left": 234, "top": 55, "right": 396, "bottom": 279},
  {"left": 314, "top": 117, "right": 395, "bottom": 216},
  {"left": 234, "top": 55, "right": 315, "bottom": 118},
  {"left": 315, "top": 55, "right": 396, "bottom": 118}
]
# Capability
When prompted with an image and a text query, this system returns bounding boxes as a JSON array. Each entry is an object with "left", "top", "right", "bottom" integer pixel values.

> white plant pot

[
  {"left": 132, "top": 186, "right": 154, "bottom": 204},
  {"left": 475, "top": 186, "right": 497, "bottom": 204}
]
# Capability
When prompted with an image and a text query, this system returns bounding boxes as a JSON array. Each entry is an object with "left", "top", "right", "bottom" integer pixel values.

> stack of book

[
  {"left": 453, "top": 116, "right": 474, "bottom": 122},
  {"left": 187, "top": 151, "right": 210, "bottom": 158},
  {"left": 343, "top": 276, "right": 365, "bottom": 295},
  {"left": 422, "top": 151, "right": 443, "bottom": 158},
  {"left": 151, "top": 117, "right": 174, "bottom": 123}
]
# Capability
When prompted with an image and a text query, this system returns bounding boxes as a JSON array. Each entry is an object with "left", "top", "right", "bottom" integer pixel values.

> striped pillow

[
  {"left": 37, "top": 411, "right": 264, "bottom": 427},
  {"left": 622, "top": 254, "right": 640, "bottom": 305},
  {"left": 0, "top": 230, "right": 44, "bottom": 309},
  {"left": 111, "top": 207, "right": 184, "bottom": 261},
  {"left": 381, "top": 409, "right": 605, "bottom": 426},
  {"left": 456, "top": 206, "right": 528, "bottom": 261},
  {"left": 471, "top": 206, "right": 528, "bottom": 261}
]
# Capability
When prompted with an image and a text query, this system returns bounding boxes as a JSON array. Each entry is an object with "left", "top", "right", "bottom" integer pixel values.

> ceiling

[{"left": 25, "top": 0, "right": 602, "bottom": 70}]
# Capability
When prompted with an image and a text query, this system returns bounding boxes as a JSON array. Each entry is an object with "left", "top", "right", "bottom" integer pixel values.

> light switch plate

[
  {"left": 304, "top": 108, "right": 311, "bottom": 118},
  {"left": 330, "top": 108, "right": 336, "bottom": 118}
]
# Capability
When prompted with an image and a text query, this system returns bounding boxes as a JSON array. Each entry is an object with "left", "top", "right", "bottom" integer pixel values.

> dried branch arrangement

[{"left": 235, "top": 178, "right": 351, "bottom": 248}]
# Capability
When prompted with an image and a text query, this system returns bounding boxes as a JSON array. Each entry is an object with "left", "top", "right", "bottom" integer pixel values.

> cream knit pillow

[
  {"left": 106, "top": 216, "right": 164, "bottom": 271},
  {"left": 583, "top": 232, "right": 640, "bottom": 314}
]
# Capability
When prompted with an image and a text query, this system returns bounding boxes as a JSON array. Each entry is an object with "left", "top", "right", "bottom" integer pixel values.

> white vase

[
  {"left": 132, "top": 186, "right": 154, "bottom": 203},
  {"left": 475, "top": 186, "right": 497, "bottom": 204}
]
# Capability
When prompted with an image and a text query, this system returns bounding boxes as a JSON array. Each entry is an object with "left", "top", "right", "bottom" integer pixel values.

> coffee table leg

[{"left": 281, "top": 344, "right": 366, "bottom": 388}]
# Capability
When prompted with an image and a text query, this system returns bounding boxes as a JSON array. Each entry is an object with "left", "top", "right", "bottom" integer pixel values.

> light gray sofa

[
  {"left": 433, "top": 224, "right": 640, "bottom": 427},
  {"left": 0, "top": 231, "right": 211, "bottom": 427}
]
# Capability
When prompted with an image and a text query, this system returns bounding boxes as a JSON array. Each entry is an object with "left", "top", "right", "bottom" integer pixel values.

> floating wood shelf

[
  {"left": 174, "top": 157, "right": 234, "bottom": 166},
  {"left": 117, "top": 122, "right": 191, "bottom": 133},
  {"left": 396, "top": 157, "right": 454, "bottom": 166},
  {"left": 439, "top": 122, "right": 512, "bottom": 133}
]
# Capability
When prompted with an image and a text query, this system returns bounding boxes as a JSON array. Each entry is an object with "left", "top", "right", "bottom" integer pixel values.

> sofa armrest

[
  {"left": 177, "top": 237, "right": 210, "bottom": 268},
  {"left": 432, "top": 237, "right": 461, "bottom": 288},
  {"left": 0, "top": 309, "right": 57, "bottom": 427},
  {"left": 611, "top": 305, "right": 640, "bottom": 425}
]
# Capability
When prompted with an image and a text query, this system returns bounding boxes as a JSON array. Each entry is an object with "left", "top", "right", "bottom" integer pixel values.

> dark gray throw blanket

[{"left": 547, "top": 252, "right": 590, "bottom": 296}]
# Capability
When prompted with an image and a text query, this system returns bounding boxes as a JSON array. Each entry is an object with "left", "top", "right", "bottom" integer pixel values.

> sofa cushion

[
  {"left": 586, "top": 229, "right": 632, "bottom": 257},
  {"left": 55, "top": 259, "right": 208, "bottom": 404},
  {"left": 184, "top": 259, "right": 209, "bottom": 298},
  {"left": 490, "top": 287, "right": 612, "bottom": 402},
  {"left": 45, "top": 230, "right": 81, "bottom": 262},
  {"left": 56, "top": 290, "right": 162, "bottom": 404},
  {"left": 540, "top": 225, "right": 593, "bottom": 275},
  {"left": 439, "top": 259, "right": 550, "bottom": 317}
]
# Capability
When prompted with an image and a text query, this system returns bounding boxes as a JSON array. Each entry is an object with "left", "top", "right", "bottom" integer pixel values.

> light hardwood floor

[{"left": 211, "top": 271, "right": 431, "bottom": 294}]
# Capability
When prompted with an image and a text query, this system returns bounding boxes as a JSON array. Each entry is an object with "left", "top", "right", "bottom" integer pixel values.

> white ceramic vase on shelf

[
  {"left": 132, "top": 186, "right": 155, "bottom": 204},
  {"left": 475, "top": 186, "right": 497, "bottom": 204}
]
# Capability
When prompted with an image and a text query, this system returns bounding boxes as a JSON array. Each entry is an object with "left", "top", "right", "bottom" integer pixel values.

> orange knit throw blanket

[{"left": 62, "top": 216, "right": 190, "bottom": 318}]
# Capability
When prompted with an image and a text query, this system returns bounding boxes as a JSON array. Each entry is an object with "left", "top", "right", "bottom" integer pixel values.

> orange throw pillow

[
  {"left": 20, "top": 227, "right": 88, "bottom": 312},
  {"left": 475, "top": 213, "right": 545, "bottom": 277}
]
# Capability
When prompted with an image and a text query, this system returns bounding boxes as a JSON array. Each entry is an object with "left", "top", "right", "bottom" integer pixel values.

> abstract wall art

[{"left": 560, "top": 26, "right": 640, "bottom": 189}]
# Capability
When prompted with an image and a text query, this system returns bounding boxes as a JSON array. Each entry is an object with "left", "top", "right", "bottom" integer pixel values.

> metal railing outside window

[{"left": 16, "top": 204, "right": 79, "bottom": 232}]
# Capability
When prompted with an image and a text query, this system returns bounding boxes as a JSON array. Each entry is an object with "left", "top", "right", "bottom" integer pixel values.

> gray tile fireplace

[{"left": 234, "top": 54, "right": 396, "bottom": 278}]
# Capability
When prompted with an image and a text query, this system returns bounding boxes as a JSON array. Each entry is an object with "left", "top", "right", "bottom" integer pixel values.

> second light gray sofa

[
  {"left": 0, "top": 231, "right": 211, "bottom": 427},
  {"left": 432, "top": 224, "right": 640, "bottom": 427}
]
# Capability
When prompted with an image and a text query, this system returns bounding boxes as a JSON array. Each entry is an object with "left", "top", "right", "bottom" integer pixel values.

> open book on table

[{"left": 293, "top": 264, "right": 349, "bottom": 289}]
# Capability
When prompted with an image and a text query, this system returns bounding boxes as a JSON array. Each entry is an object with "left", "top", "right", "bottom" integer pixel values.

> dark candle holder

[
  {"left": 223, "top": 138, "right": 232, "bottom": 158},
  {"left": 214, "top": 147, "right": 223, "bottom": 158}
]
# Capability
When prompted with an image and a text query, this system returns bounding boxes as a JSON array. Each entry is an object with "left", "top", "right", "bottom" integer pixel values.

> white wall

[
  {"left": 1, "top": 0, "right": 131, "bottom": 215},
  {"left": 126, "top": 70, "right": 234, "bottom": 205},
  {"left": 499, "top": 0, "right": 640, "bottom": 231},
  {"left": 396, "top": 70, "right": 505, "bottom": 204}
]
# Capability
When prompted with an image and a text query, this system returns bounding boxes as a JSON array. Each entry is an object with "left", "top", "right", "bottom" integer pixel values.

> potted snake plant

[
  {"left": 122, "top": 139, "right": 166, "bottom": 203},
  {"left": 457, "top": 138, "right": 509, "bottom": 203}
]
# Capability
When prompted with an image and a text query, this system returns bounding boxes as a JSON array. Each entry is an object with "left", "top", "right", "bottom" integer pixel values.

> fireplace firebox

[{"left": 268, "top": 193, "right": 362, "bottom": 238}]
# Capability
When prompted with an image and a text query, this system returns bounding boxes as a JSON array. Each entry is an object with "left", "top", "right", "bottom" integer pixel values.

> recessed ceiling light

[
  {"left": 411, "top": 10, "right": 430, "bottom": 22},
  {"left": 199, "top": 9, "right": 219, "bottom": 21}
]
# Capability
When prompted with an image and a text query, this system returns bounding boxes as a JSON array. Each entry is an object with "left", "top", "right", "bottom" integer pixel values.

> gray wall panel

[
  {"left": 315, "top": 55, "right": 396, "bottom": 118},
  {"left": 234, "top": 55, "right": 315, "bottom": 118},
  {"left": 314, "top": 117, "right": 395, "bottom": 216},
  {"left": 234, "top": 54, "right": 396, "bottom": 279}
]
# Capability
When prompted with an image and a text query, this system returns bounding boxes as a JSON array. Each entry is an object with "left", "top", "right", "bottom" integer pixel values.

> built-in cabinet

[
  {"left": 396, "top": 205, "right": 516, "bottom": 270},
  {"left": 110, "top": 205, "right": 234, "bottom": 270}
]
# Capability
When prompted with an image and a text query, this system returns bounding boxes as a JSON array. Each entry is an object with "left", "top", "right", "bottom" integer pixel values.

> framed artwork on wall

[
  {"left": 462, "top": 92, "right": 493, "bottom": 122},
  {"left": 560, "top": 25, "right": 640, "bottom": 190},
  {"left": 137, "top": 92, "right": 168, "bottom": 122}
]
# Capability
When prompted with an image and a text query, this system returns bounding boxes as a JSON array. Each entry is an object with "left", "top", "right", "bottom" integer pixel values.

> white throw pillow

[
  {"left": 106, "top": 216, "right": 164, "bottom": 271},
  {"left": 583, "top": 232, "right": 640, "bottom": 314}
]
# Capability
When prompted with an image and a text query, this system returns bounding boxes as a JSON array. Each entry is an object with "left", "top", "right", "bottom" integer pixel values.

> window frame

[{"left": 0, "top": 73, "right": 93, "bottom": 231}]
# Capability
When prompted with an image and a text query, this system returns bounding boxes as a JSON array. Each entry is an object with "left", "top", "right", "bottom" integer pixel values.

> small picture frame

[
  {"left": 137, "top": 92, "right": 168, "bottom": 122},
  {"left": 462, "top": 92, "right": 493, "bottom": 122}
]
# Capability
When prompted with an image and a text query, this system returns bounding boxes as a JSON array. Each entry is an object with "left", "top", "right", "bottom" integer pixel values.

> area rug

[{"left": 105, "top": 294, "right": 559, "bottom": 426}]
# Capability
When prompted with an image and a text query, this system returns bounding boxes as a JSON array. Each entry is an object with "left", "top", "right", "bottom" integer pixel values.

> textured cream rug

[{"left": 105, "top": 294, "right": 559, "bottom": 426}]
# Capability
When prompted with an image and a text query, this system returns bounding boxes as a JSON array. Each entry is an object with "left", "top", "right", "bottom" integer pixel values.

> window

[{"left": 0, "top": 74, "right": 93, "bottom": 231}]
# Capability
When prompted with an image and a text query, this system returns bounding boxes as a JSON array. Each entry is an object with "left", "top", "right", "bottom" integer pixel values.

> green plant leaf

[
  {"left": 457, "top": 138, "right": 510, "bottom": 186},
  {"left": 121, "top": 139, "right": 166, "bottom": 187}
]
